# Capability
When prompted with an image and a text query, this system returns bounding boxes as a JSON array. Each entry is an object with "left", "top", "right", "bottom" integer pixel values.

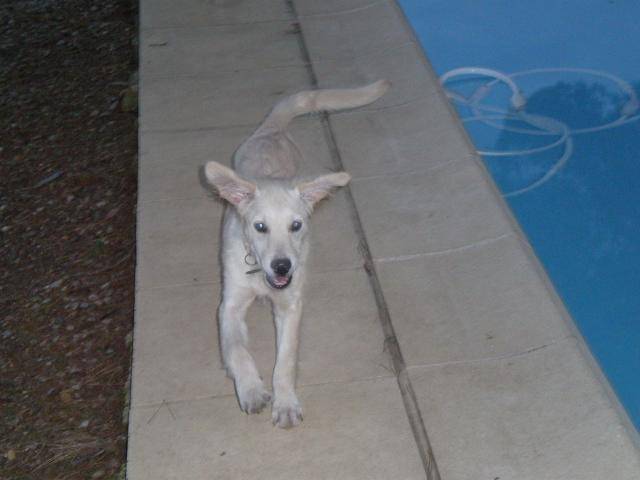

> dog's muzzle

[{"left": 266, "top": 258, "right": 292, "bottom": 289}]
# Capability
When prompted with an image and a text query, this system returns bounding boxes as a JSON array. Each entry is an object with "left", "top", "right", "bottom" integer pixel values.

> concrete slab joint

[{"left": 130, "top": 0, "right": 640, "bottom": 478}]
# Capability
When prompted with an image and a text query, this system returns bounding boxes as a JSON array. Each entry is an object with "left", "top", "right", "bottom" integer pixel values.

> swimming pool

[{"left": 397, "top": 0, "right": 640, "bottom": 431}]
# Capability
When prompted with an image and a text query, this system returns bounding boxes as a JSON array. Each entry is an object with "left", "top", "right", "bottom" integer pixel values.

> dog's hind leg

[
  {"left": 271, "top": 298, "right": 303, "bottom": 428},
  {"left": 219, "top": 288, "right": 271, "bottom": 414}
]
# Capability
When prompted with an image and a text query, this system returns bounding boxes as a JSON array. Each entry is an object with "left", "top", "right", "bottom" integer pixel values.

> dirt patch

[{"left": 0, "top": 1, "right": 137, "bottom": 478}]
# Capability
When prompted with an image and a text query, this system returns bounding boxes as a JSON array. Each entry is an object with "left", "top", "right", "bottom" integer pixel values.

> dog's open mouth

[{"left": 266, "top": 274, "right": 292, "bottom": 289}]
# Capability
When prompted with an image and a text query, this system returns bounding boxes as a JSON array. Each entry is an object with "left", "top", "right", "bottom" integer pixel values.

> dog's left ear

[{"left": 296, "top": 172, "right": 351, "bottom": 207}]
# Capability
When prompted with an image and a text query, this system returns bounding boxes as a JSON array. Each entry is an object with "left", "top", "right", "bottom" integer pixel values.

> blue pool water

[{"left": 398, "top": 1, "right": 640, "bottom": 430}]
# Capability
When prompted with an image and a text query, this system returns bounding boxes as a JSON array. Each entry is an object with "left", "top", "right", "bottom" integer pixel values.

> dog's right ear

[{"left": 204, "top": 161, "right": 256, "bottom": 207}]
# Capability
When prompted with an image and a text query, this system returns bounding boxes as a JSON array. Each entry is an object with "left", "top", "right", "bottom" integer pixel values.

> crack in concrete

[
  {"left": 407, "top": 335, "right": 577, "bottom": 382},
  {"left": 374, "top": 233, "right": 513, "bottom": 264}
]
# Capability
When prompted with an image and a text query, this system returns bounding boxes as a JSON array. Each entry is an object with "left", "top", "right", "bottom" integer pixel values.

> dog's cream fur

[{"left": 205, "top": 80, "right": 389, "bottom": 428}]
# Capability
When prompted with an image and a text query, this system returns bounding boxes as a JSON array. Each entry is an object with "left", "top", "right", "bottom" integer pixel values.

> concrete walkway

[{"left": 128, "top": 1, "right": 640, "bottom": 479}]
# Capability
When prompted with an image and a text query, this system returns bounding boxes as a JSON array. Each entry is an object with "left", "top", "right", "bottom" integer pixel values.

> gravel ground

[{"left": 0, "top": 1, "right": 137, "bottom": 478}]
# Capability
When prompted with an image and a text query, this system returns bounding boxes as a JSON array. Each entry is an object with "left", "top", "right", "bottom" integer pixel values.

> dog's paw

[
  {"left": 271, "top": 395, "right": 303, "bottom": 429},
  {"left": 236, "top": 379, "right": 271, "bottom": 414}
]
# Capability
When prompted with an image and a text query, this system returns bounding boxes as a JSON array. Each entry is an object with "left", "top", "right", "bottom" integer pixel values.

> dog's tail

[{"left": 261, "top": 80, "right": 390, "bottom": 131}]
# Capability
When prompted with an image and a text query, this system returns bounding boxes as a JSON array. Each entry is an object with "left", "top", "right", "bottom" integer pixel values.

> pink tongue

[{"left": 274, "top": 276, "right": 288, "bottom": 286}]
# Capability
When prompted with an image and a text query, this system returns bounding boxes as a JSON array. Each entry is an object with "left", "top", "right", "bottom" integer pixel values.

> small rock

[
  {"left": 91, "top": 470, "right": 105, "bottom": 479},
  {"left": 34, "top": 170, "right": 63, "bottom": 188},
  {"left": 45, "top": 279, "right": 63, "bottom": 290},
  {"left": 59, "top": 390, "right": 73, "bottom": 404},
  {"left": 79, "top": 420, "right": 89, "bottom": 428},
  {"left": 6, "top": 449, "right": 16, "bottom": 461},
  {"left": 106, "top": 206, "right": 120, "bottom": 219}
]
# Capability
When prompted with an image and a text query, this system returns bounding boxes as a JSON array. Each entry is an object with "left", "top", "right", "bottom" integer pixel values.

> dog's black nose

[{"left": 271, "top": 258, "right": 291, "bottom": 276}]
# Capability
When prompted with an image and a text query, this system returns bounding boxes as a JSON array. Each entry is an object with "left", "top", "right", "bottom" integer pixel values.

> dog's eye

[
  {"left": 290, "top": 220, "right": 302, "bottom": 232},
  {"left": 254, "top": 222, "right": 268, "bottom": 233}
]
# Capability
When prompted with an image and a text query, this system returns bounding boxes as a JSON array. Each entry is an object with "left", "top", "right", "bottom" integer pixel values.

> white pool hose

[
  {"left": 439, "top": 67, "right": 640, "bottom": 196},
  {"left": 440, "top": 67, "right": 527, "bottom": 110}
]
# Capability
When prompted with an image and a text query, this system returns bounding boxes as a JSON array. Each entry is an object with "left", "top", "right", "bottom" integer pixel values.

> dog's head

[{"left": 205, "top": 162, "right": 350, "bottom": 290}]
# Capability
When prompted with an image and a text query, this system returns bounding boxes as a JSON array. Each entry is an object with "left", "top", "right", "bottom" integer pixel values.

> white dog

[{"left": 204, "top": 80, "right": 389, "bottom": 428}]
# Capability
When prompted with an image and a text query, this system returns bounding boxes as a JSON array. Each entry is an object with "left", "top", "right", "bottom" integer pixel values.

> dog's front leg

[
  {"left": 219, "top": 288, "right": 271, "bottom": 414},
  {"left": 271, "top": 298, "right": 303, "bottom": 428}
]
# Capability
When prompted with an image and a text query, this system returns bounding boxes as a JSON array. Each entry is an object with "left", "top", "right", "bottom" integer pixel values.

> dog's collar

[{"left": 243, "top": 245, "right": 262, "bottom": 275}]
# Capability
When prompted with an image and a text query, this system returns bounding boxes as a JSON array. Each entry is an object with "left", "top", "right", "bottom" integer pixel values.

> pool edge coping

[{"left": 388, "top": 0, "right": 640, "bottom": 450}]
